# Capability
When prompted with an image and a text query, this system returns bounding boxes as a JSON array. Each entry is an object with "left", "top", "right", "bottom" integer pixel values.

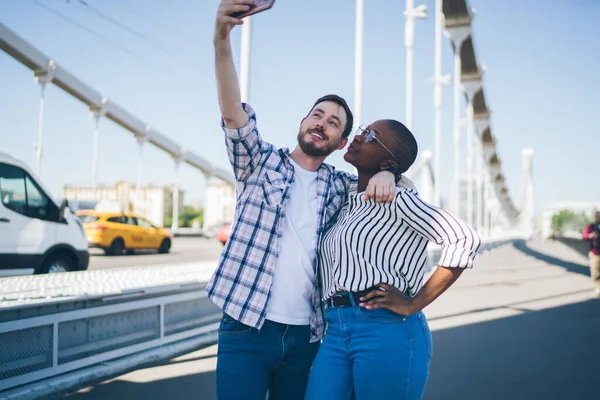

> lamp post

[
  {"left": 445, "top": 23, "right": 470, "bottom": 217},
  {"left": 432, "top": 0, "right": 450, "bottom": 206},
  {"left": 171, "top": 155, "right": 183, "bottom": 232},
  {"left": 135, "top": 130, "right": 149, "bottom": 215},
  {"left": 89, "top": 97, "right": 108, "bottom": 197},
  {"left": 239, "top": 16, "right": 252, "bottom": 103},
  {"left": 33, "top": 60, "right": 56, "bottom": 178},
  {"left": 462, "top": 80, "right": 481, "bottom": 227},
  {"left": 404, "top": 0, "right": 427, "bottom": 131},
  {"left": 354, "top": 0, "right": 364, "bottom": 130}
]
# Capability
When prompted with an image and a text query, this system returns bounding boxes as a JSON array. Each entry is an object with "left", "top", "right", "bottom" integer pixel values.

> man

[
  {"left": 207, "top": 1, "right": 400, "bottom": 399},
  {"left": 582, "top": 211, "right": 600, "bottom": 297}
]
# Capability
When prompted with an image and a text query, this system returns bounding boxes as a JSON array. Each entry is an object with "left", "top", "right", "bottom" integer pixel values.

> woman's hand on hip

[{"left": 358, "top": 283, "right": 418, "bottom": 316}]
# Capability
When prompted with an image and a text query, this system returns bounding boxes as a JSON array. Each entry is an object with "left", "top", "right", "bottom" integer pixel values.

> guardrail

[
  {"left": 0, "top": 235, "right": 520, "bottom": 398},
  {"left": 0, "top": 282, "right": 221, "bottom": 398},
  {"left": 554, "top": 237, "right": 589, "bottom": 258}
]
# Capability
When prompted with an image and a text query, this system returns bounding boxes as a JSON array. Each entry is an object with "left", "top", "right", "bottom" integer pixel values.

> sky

[{"left": 0, "top": 0, "right": 599, "bottom": 215}]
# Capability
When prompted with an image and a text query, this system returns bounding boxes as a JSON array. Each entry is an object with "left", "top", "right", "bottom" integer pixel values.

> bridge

[
  {"left": 0, "top": 0, "right": 533, "bottom": 235},
  {"left": 26, "top": 239, "right": 600, "bottom": 400},
  {"left": 0, "top": 0, "right": 594, "bottom": 399}
]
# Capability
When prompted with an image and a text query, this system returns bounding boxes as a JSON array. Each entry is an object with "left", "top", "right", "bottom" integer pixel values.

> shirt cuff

[
  {"left": 221, "top": 103, "right": 256, "bottom": 141},
  {"left": 438, "top": 246, "right": 476, "bottom": 269}
]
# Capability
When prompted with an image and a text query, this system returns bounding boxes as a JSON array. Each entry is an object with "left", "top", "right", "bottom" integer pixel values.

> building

[
  {"left": 203, "top": 177, "right": 235, "bottom": 231},
  {"left": 63, "top": 181, "right": 184, "bottom": 227}
]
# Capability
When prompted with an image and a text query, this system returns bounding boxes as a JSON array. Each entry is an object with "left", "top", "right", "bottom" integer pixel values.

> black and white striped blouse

[{"left": 319, "top": 187, "right": 482, "bottom": 300}]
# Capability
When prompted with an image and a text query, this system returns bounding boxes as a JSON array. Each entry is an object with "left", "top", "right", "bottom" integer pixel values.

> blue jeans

[
  {"left": 305, "top": 299, "right": 432, "bottom": 400},
  {"left": 216, "top": 314, "right": 319, "bottom": 400}
]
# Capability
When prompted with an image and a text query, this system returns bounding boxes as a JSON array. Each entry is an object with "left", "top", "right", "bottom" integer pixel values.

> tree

[
  {"left": 551, "top": 209, "right": 589, "bottom": 236},
  {"left": 164, "top": 206, "right": 203, "bottom": 228}
]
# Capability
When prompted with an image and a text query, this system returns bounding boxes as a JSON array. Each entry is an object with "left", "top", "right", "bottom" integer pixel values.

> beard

[{"left": 297, "top": 128, "right": 340, "bottom": 157}]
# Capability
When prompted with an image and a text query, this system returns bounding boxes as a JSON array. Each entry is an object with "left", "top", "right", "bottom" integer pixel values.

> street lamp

[
  {"left": 354, "top": 0, "right": 364, "bottom": 130},
  {"left": 432, "top": 0, "right": 450, "bottom": 206},
  {"left": 239, "top": 16, "right": 252, "bottom": 103},
  {"left": 445, "top": 20, "right": 471, "bottom": 217},
  {"left": 404, "top": 0, "right": 427, "bottom": 131},
  {"left": 89, "top": 97, "right": 108, "bottom": 197},
  {"left": 34, "top": 60, "right": 56, "bottom": 179}
]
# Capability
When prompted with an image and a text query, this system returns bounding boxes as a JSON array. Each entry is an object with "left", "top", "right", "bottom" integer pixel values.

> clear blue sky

[{"left": 0, "top": 0, "right": 598, "bottom": 213}]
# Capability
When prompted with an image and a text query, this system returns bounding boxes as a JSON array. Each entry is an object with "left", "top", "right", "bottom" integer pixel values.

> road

[
  {"left": 60, "top": 239, "right": 600, "bottom": 400},
  {"left": 88, "top": 237, "right": 224, "bottom": 270}
]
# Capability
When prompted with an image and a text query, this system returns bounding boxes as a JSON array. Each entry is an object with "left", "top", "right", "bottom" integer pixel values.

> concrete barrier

[
  {"left": 0, "top": 264, "right": 221, "bottom": 396},
  {"left": 555, "top": 237, "right": 590, "bottom": 258}
]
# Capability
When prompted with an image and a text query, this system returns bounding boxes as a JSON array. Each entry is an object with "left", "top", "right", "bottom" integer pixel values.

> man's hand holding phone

[{"left": 214, "top": 0, "right": 254, "bottom": 42}]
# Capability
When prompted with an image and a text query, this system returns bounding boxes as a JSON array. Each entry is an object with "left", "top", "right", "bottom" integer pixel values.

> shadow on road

[
  {"left": 62, "top": 370, "right": 216, "bottom": 400},
  {"left": 58, "top": 298, "right": 600, "bottom": 400},
  {"left": 425, "top": 298, "right": 600, "bottom": 400},
  {"left": 512, "top": 240, "right": 589, "bottom": 277}
]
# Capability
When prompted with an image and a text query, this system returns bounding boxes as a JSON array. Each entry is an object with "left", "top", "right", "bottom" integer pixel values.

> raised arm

[
  {"left": 214, "top": 0, "right": 254, "bottom": 128},
  {"left": 214, "top": 1, "right": 273, "bottom": 182}
]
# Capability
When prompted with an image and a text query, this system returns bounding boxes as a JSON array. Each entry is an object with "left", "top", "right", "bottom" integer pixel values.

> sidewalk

[{"left": 59, "top": 240, "right": 600, "bottom": 400}]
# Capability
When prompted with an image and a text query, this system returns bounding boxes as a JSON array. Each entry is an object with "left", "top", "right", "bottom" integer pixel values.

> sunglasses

[{"left": 355, "top": 125, "right": 397, "bottom": 160}]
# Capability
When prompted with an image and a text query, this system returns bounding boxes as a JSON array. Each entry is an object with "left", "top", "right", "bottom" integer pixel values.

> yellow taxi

[{"left": 76, "top": 211, "right": 173, "bottom": 256}]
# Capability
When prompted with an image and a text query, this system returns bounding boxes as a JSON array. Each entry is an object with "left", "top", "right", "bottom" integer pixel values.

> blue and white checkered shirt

[{"left": 206, "top": 104, "right": 357, "bottom": 343}]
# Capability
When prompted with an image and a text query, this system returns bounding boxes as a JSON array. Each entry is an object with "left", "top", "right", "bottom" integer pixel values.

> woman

[{"left": 305, "top": 120, "right": 481, "bottom": 400}]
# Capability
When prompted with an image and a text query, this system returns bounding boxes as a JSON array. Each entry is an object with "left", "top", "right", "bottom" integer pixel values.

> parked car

[
  {"left": 216, "top": 224, "right": 231, "bottom": 245},
  {"left": 0, "top": 151, "right": 89, "bottom": 275},
  {"left": 76, "top": 210, "right": 173, "bottom": 255}
]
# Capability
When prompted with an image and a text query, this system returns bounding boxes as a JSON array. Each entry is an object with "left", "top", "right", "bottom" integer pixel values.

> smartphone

[{"left": 231, "top": 0, "right": 276, "bottom": 19}]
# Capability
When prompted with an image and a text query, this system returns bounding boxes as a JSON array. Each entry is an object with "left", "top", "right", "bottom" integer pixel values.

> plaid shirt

[{"left": 206, "top": 104, "right": 357, "bottom": 343}]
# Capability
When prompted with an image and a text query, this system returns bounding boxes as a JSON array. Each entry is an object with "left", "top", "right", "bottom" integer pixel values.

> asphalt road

[
  {"left": 61, "top": 240, "right": 600, "bottom": 400},
  {"left": 88, "top": 237, "right": 224, "bottom": 270}
]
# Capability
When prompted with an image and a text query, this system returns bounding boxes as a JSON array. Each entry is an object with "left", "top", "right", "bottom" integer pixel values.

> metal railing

[
  {"left": 0, "top": 284, "right": 221, "bottom": 394},
  {"left": 0, "top": 236, "right": 520, "bottom": 398}
]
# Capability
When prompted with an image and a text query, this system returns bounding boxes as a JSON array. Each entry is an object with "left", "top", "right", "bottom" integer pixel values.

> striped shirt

[
  {"left": 206, "top": 104, "right": 357, "bottom": 343},
  {"left": 320, "top": 187, "right": 481, "bottom": 301}
]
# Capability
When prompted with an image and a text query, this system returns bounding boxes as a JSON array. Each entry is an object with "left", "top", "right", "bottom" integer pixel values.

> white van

[{"left": 0, "top": 151, "right": 89, "bottom": 276}]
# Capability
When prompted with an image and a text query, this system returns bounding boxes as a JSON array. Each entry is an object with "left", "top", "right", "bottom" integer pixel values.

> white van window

[
  {"left": 0, "top": 163, "right": 27, "bottom": 215},
  {"left": 25, "top": 175, "right": 50, "bottom": 219},
  {"left": 0, "top": 163, "right": 58, "bottom": 222}
]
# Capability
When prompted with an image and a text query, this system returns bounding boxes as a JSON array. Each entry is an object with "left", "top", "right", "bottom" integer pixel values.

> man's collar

[{"left": 280, "top": 147, "right": 335, "bottom": 173}]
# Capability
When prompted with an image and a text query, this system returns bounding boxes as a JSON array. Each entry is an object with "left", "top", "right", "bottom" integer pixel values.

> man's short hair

[{"left": 307, "top": 94, "right": 354, "bottom": 139}]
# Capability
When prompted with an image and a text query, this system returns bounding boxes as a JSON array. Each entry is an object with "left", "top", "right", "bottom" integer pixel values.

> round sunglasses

[{"left": 355, "top": 125, "right": 397, "bottom": 160}]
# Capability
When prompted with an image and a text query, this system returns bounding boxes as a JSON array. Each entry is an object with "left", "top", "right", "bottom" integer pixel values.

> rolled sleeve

[
  {"left": 396, "top": 189, "right": 482, "bottom": 269},
  {"left": 222, "top": 103, "right": 257, "bottom": 141},
  {"left": 222, "top": 103, "right": 266, "bottom": 182},
  {"left": 438, "top": 239, "right": 480, "bottom": 268}
]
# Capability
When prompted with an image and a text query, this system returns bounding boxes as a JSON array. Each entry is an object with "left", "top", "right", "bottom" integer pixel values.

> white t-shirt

[{"left": 266, "top": 158, "right": 319, "bottom": 325}]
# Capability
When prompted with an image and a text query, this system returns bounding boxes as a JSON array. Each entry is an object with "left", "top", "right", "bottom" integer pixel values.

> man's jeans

[
  {"left": 305, "top": 301, "right": 432, "bottom": 400},
  {"left": 216, "top": 314, "right": 319, "bottom": 400}
]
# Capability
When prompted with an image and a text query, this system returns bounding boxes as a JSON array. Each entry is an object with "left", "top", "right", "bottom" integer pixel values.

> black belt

[{"left": 326, "top": 288, "right": 381, "bottom": 307}]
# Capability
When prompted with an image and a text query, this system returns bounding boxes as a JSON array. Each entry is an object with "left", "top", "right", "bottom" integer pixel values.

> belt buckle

[{"left": 330, "top": 293, "right": 347, "bottom": 308}]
